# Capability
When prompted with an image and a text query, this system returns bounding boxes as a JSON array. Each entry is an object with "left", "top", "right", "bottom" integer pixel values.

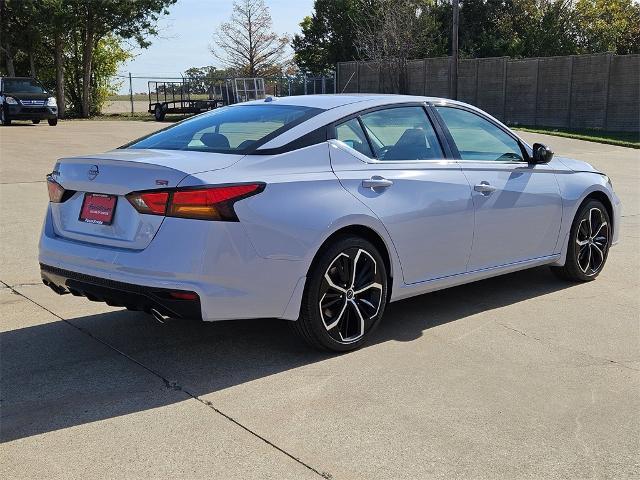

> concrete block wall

[{"left": 337, "top": 53, "right": 640, "bottom": 132}]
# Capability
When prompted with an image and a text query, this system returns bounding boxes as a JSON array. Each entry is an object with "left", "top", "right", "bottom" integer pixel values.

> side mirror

[{"left": 532, "top": 143, "right": 554, "bottom": 164}]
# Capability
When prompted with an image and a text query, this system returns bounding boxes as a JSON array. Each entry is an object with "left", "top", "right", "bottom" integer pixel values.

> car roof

[{"left": 241, "top": 93, "right": 474, "bottom": 110}]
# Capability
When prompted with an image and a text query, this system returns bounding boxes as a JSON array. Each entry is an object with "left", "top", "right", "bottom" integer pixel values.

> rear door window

[
  {"left": 335, "top": 118, "right": 373, "bottom": 157},
  {"left": 359, "top": 107, "right": 444, "bottom": 161}
]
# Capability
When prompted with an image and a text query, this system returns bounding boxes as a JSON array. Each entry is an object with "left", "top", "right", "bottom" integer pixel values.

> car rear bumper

[
  {"left": 39, "top": 207, "right": 306, "bottom": 321},
  {"left": 41, "top": 263, "right": 202, "bottom": 320},
  {"left": 5, "top": 104, "right": 57, "bottom": 120}
]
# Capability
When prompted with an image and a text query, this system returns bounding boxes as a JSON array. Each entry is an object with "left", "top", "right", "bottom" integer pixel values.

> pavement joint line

[
  {"left": 0, "top": 280, "right": 333, "bottom": 480},
  {"left": 0, "top": 180, "right": 47, "bottom": 185},
  {"left": 495, "top": 321, "right": 639, "bottom": 372},
  {"left": 4, "top": 282, "right": 46, "bottom": 288}
]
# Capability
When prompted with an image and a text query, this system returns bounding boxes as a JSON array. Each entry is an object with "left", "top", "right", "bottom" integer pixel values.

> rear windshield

[
  {"left": 127, "top": 104, "right": 321, "bottom": 154},
  {"left": 2, "top": 78, "right": 47, "bottom": 94}
]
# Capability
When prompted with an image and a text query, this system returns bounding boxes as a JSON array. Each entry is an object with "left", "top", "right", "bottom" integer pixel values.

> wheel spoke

[
  {"left": 324, "top": 252, "right": 349, "bottom": 293},
  {"left": 577, "top": 219, "right": 589, "bottom": 243},
  {"left": 592, "top": 221, "right": 607, "bottom": 239},
  {"left": 340, "top": 299, "right": 365, "bottom": 342},
  {"left": 353, "top": 282, "right": 382, "bottom": 295},
  {"left": 321, "top": 294, "right": 348, "bottom": 331},
  {"left": 590, "top": 244, "right": 604, "bottom": 270},
  {"left": 588, "top": 208, "right": 600, "bottom": 237},
  {"left": 578, "top": 242, "right": 591, "bottom": 273}
]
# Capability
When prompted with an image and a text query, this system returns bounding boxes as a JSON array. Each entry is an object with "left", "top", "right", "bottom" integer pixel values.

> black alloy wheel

[{"left": 293, "top": 236, "right": 388, "bottom": 352}]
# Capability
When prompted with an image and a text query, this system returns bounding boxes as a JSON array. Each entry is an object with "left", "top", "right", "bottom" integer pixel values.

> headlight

[
  {"left": 604, "top": 175, "right": 613, "bottom": 188},
  {"left": 5, "top": 96, "right": 18, "bottom": 105},
  {"left": 46, "top": 97, "right": 57, "bottom": 107}
]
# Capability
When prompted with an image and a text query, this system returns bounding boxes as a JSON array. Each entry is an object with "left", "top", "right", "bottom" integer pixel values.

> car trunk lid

[{"left": 49, "top": 149, "right": 242, "bottom": 249}]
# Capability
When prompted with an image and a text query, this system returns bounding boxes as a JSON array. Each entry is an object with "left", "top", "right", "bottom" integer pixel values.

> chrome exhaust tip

[{"left": 149, "top": 308, "right": 171, "bottom": 324}]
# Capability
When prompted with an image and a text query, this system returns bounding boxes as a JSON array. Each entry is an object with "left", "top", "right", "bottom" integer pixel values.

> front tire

[
  {"left": 48, "top": 118, "right": 58, "bottom": 126},
  {"left": 32, "top": 119, "right": 41, "bottom": 124},
  {"left": 551, "top": 199, "right": 611, "bottom": 282},
  {"left": 293, "top": 236, "right": 388, "bottom": 352},
  {"left": 1, "top": 108, "right": 10, "bottom": 126}
]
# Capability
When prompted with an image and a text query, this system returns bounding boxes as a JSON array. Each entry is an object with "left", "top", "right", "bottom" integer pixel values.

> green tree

[
  {"left": 573, "top": 0, "right": 640, "bottom": 54},
  {"left": 293, "top": 0, "right": 451, "bottom": 75},
  {"left": 1, "top": 0, "right": 171, "bottom": 117},
  {"left": 292, "top": 0, "right": 364, "bottom": 74},
  {"left": 64, "top": 0, "right": 176, "bottom": 117}
]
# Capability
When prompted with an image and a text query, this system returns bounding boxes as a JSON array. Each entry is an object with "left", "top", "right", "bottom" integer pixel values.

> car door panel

[
  {"left": 329, "top": 141, "right": 474, "bottom": 284},
  {"left": 432, "top": 105, "right": 563, "bottom": 270},
  {"left": 461, "top": 162, "right": 563, "bottom": 270}
]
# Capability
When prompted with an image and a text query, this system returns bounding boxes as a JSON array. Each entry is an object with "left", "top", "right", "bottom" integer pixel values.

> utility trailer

[{"left": 148, "top": 77, "right": 266, "bottom": 121}]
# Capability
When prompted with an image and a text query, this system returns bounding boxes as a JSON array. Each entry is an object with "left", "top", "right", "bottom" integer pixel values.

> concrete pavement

[{"left": 1, "top": 120, "right": 638, "bottom": 479}]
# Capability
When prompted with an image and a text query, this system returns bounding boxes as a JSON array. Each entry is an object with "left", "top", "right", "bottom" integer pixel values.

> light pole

[{"left": 451, "top": 0, "right": 459, "bottom": 100}]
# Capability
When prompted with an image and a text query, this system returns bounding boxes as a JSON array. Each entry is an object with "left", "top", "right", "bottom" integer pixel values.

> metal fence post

[{"left": 129, "top": 72, "right": 134, "bottom": 117}]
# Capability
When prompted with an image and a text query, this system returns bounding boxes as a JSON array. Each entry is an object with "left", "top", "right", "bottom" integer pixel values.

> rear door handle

[
  {"left": 362, "top": 176, "right": 393, "bottom": 190},
  {"left": 474, "top": 181, "right": 497, "bottom": 195}
]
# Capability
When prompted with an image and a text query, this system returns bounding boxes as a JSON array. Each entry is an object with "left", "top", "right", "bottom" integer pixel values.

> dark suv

[{"left": 0, "top": 77, "right": 58, "bottom": 126}]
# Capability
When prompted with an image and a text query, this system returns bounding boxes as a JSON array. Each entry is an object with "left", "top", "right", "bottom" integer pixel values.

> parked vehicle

[
  {"left": 0, "top": 77, "right": 58, "bottom": 126},
  {"left": 39, "top": 95, "right": 621, "bottom": 351}
]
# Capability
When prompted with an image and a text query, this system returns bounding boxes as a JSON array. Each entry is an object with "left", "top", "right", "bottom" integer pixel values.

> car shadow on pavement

[{"left": 1, "top": 266, "right": 576, "bottom": 442}]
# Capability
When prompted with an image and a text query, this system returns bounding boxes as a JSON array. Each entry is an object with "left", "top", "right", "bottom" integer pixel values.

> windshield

[
  {"left": 127, "top": 104, "right": 321, "bottom": 154},
  {"left": 2, "top": 78, "right": 47, "bottom": 94}
]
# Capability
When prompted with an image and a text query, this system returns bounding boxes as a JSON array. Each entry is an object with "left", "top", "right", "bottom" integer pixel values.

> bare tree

[
  {"left": 211, "top": 0, "right": 290, "bottom": 77},
  {"left": 353, "top": 0, "right": 425, "bottom": 93}
]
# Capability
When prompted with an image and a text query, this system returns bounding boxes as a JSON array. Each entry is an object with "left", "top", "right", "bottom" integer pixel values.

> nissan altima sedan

[{"left": 40, "top": 94, "right": 621, "bottom": 351}]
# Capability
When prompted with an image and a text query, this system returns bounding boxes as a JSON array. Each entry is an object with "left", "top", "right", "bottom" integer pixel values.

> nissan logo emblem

[{"left": 87, "top": 165, "right": 99, "bottom": 181}]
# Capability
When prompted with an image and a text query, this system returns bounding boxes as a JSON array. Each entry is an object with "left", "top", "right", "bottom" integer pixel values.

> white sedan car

[{"left": 40, "top": 94, "right": 621, "bottom": 351}]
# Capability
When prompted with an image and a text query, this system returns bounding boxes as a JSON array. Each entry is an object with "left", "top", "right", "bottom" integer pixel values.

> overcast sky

[{"left": 118, "top": 0, "right": 315, "bottom": 92}]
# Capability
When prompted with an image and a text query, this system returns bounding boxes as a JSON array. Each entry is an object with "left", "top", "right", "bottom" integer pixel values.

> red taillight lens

[
  {"left": 126, "top": 191, "right": 169, "bottom": 215},
  {"left": 47, "top": 178, "right": 65, "bottom": 203},
  {"left": 168, "top": 291, "right": 198, "bottom": 301},
  {"left": 126, "top": 183, "right": 264, "bottom": 221}
]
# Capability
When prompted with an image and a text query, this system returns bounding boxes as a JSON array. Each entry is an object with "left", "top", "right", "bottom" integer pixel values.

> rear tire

[
  {"left": 1, "top": 108, "right": 10, "bottom": 126},
  {"left": 292, "top": 236, "right": 388, "bottom": 352},
  {"left": 154, "top": 104, "right": 166, "bottom": 121},
  {"left": 551, "top": 199, "right": 611, "bottom": 282},
  {"left": 48, "top": 118, "right": 58, "bottom": 126},
  {"left": 32, "top": 119, "right": 41, "bottom": 124}
]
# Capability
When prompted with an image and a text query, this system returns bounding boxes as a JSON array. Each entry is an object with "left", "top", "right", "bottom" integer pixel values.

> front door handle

[
  {"left": 474, "top": 181, "right": 497, "bottom": 195},
  {"left": 362, "top": 176, "right": 393, "bottom": 190}
]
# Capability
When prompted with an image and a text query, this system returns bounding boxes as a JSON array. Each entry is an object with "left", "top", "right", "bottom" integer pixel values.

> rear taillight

[
  {"left": 127, "top": 191, "right": 169, "bottom": 215},
  {"left": 126, "top": 183, "right": 264, "bottom": 221},
  {"left": 46, "top": 177, "right": 74, "bottom": 203}
]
